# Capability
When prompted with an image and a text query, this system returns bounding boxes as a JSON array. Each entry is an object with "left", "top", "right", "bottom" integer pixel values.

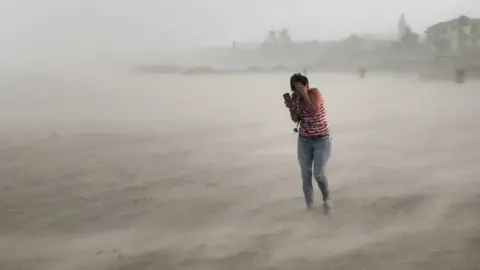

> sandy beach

[{"left": 0, "top": 72, "right": 479, "bottom": 270}]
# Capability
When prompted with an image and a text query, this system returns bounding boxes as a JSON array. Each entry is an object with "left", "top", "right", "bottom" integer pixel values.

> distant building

[
  {"left": 336, "top": 34, "right": 391, "bottom": 53},
  {"left": 425, "top": 15, "right": 480, "bottom": 53},
  {"left": 231, "top": 41, "right": 260, "bottom": 50}
]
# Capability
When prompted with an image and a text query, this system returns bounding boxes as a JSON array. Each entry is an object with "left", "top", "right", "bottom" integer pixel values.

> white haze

[
  {"left": 1, "top": 1, "right": 480, "bottom": 270},
  {"left": 1, "top": 0, "right": 480, "bottom": 73}
]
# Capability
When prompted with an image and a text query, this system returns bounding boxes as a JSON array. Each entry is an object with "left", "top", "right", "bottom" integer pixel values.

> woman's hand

[
  {"left": 287, "top": 101, "right": 299, "bottom": 123},
  {"left": 285, "top": 100, "right": 295, "bottom": 109},
  {"left": 294, "top": 83, "right": 308, "bottom": 97}
]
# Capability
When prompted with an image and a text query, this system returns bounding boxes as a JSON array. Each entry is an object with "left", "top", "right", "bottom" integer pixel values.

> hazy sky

[{"left": 1, "top": 0, "right": 479, "bottom": 64}]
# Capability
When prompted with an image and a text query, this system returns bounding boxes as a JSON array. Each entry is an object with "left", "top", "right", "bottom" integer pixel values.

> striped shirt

[{"left": 296, "top": 95, "right": 329, "bottom": 137}]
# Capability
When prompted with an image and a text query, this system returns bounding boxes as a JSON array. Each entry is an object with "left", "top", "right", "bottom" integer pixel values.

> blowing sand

[{"left": 0, "top": 72, "right": 479, "bottom": 270}]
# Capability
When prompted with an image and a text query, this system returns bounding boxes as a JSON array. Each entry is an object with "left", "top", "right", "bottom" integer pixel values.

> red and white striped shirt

[{"left": 297, "top": 98, "right": 329, "bottom": 137}]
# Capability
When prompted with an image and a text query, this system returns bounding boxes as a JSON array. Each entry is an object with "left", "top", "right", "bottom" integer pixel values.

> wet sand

[{"left": 0, "top": 72, "right": 479, "bottom": 270}]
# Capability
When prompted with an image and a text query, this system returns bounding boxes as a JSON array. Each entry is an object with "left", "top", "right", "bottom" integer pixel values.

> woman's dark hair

[{"left": 290, "top": 73, "right": 309, "bottom": 91}]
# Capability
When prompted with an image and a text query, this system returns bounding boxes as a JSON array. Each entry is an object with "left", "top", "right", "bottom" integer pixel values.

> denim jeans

[{"left": 297, "top": 135, "right": 332, "bottom": 207}]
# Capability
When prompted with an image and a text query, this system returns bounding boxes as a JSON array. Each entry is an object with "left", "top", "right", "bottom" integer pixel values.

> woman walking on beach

[{"left": 285, "top": 73, "right": 332, "bottom": 210}]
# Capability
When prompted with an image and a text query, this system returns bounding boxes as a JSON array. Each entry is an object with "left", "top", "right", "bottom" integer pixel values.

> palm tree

[
  {"left": 278, "top": 28, "right": 292, "bottom": 46},
  {"left": 267, "top": 30, "right": 278, "bottom": 45}
]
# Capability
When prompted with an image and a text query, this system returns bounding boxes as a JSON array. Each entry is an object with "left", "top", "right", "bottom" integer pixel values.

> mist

[
  {"left": 1, "top": 0, "right": 480, "bottom": 72},
  {"left": 1, "top": 1, "right": 480, "bottom": 270}
]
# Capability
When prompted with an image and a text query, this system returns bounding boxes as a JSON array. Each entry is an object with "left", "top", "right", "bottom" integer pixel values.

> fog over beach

[
  {"left": 1, "top": 0, "right": 480, "bottom": 269},
  {"left": 1, "top": 72, "right": 480, "bottom": 269}
]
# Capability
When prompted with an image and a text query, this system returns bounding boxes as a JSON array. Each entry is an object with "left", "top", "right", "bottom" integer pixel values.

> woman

[{"left": 285, "top": 73, "right": 332, "bottom": 210}]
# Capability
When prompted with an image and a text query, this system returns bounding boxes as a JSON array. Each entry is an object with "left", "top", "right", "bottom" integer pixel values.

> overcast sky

[{"left": 0, "top": 0, "right": 479, "bottom": 64}]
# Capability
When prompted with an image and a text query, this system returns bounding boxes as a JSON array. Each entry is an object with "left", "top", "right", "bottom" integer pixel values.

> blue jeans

[{"left": 297, "top": 135, "right": 332, "bottom": 207}]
